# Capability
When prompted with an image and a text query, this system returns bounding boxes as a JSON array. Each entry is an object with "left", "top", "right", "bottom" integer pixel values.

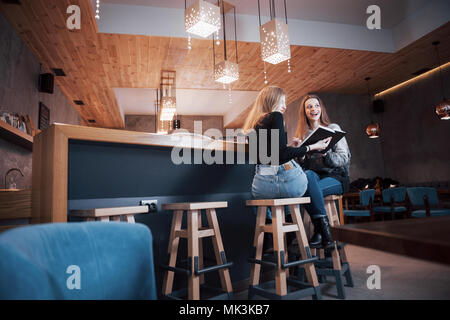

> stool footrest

[
  {"left": 248, "top": 250, "right": 318, "bottom": 269},
  {"left": 195, "top": 261, "right": 234, "bottom": 276},
  {"left": 281, "top": 256, "right": 318, "bottom": 269},
  {"left": 194, "top": 252, "right": 233, "bottom": 275},
  {"left": 160, "top": 264, "right": 191, "bottom": 276}
]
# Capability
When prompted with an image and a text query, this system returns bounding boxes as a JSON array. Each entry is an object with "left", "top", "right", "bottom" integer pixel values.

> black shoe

[
  {"left": 309, "top": 218, "right": 322, "bottom": 248},
  {"left": 310, "top": 216, "right": 334, "bottom": 249},
  {"left": 318, "top": 216, "right": 335, "bottom": 249}
]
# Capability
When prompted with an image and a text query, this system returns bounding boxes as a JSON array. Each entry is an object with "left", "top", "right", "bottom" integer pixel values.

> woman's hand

[
  {"left": 309, "top": 137, "right": 332, "bottom": 152},
  {"left": 290, "top": 137, "right": 303, "bottom": 148}
]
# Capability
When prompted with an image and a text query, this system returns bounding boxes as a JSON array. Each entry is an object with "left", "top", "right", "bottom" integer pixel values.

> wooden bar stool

[
  {"left": 246, "top": 198, "right": 322, "bottom": 300},
  {"left": 161, "top": 202, "right": 233, "bottom": 300},
  {"left": 312, "top": 195, "right": 353, "bottom": 299},
  {"left": 70, "top": 206, "right": 149, "bottom": 223}
]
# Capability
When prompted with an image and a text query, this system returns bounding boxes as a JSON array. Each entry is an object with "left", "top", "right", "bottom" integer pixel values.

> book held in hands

[{"left": 299, "top": 125, "right": 346, "bottom": 153}]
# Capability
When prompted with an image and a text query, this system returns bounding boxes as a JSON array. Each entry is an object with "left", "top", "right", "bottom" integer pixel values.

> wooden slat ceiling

[{"left": 1, "top": 0, "right": 449, "bottom": 128}]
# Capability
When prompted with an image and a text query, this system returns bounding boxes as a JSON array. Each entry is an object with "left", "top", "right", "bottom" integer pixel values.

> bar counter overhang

[{"left": 32, "top": 123, "right": 256, "bottom": 291}]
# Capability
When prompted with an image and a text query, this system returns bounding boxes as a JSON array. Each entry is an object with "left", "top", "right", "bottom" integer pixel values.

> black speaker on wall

[
  {"left": 373, "top": 99, "right": 385, "bottom": 114},
  {"left": 38, "top": 73, "right": 54, "bottom": 94}
]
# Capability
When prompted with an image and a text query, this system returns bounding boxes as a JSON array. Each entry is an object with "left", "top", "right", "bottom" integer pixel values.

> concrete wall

[
  {"left": 0, "top": 13, "right": 81, "bottom": 190},
  {"left": 283, "top": 65, "right": 450, "bottom": 186},
  {"left": 376, "top": 66, "right": 450, "bottom": 185},
  {"left": 284, "top": 93, "right": 386, "bottom": 182},
  {"left": 125, "top": 115, "right": 224, "bottom": 136}
]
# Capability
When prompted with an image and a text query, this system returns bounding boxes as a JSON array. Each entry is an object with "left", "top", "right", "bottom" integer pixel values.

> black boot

[
  {"left": 318, "top": 216, "right": 334, "bottom": 249},
  {"left": 310, "top": 217, "right": 334, "bottom": 249},
  {"left": 309, "top": 218, "right": 322, "bottom": 248}
]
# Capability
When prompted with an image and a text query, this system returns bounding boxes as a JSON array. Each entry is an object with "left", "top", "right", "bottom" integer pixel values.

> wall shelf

[{"left": 0, "top": 120, "right": 33, "bottom": 151}]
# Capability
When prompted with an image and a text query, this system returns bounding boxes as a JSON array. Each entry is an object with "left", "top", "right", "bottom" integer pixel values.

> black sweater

[{"left": 253, "top": 112, "right": 307, "bottom": 165}]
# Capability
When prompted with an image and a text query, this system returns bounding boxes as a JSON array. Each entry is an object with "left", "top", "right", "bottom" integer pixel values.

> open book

[{"left": 299, "top": 125, "right": 346, "bottom": 153}]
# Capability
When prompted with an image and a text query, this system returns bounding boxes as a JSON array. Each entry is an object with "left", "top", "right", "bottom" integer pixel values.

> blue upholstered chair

[
  {"left": 407, "top": 187, "right": 450, "bottom": 218},
  {"left": 373, "top": 187, "right": 408, "bottom": 220},
  {"left": 343, "top": 189, "right": 376, "bottom": 223},
  {"left": 0, "top": 222, "right": 157, "bottom": 300}
]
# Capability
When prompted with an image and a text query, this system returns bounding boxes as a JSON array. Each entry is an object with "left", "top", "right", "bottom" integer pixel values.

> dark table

[{"left": 331, "top": 216, "right": 450, "bottom": 265}]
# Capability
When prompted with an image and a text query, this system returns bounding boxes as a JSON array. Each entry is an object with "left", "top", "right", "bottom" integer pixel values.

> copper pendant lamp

[
  {"left": 364, "top": 77, "right": 380, "bottom": 138},
  {"left": 433, "top": 41, "right": 450, "bottom": 120}
]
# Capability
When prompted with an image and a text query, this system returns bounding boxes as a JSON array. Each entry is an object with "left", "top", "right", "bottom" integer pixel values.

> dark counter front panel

[
  {"left": 67, "top": 140, "right": 259, "bottom": 294},
  {"left": 68, "top": 140, "right": 254, "bottom": 200}
]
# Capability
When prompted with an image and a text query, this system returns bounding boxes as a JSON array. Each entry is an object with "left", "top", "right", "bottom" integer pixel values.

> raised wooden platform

[{"left": 331, "top": 216, "right": 450, "bottom": 265}]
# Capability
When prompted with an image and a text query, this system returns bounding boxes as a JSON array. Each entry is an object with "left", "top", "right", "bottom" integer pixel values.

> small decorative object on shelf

[{"left": 1, "top": 111, "right": 36, "bottom": 136}]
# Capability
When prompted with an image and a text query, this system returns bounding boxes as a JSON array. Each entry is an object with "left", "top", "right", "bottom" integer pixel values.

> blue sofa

[{"left": 0, "top": 222, "right": 157, "bottom": 300}]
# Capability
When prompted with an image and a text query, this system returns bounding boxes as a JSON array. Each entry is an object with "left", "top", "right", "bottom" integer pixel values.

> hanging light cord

[
  {"left": 366, "top": 77, "right": 374, "bottom": 122},
  {"left": 284, "top": 0, "right": 288, "bottom": 24},
  {"left": 434, "top": 42, "right": 447, "bottom": 100},
  {"left": 257, "top": 0, "right": 262, "bottom": 26},
  {"left": 234, "top": 6, "right": 238, "bottom": 64},
  {"left": 221, "top": 0, "right": 227, "bottom": 60}
]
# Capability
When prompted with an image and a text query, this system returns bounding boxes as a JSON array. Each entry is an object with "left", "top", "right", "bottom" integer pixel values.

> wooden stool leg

[
  {"left": 272, "top": 206, "right": 287, "bottom": 296},
  {"left": 338, "top": 197, "right": 345, "bottom": 225},
  {"left": 162, "top": 210, "right": 183, "bottom": 296},
  {"left": 111, "top": 216, "right": 121, "bottom": 222},
  {"left": 249, "top": 206, "right": 266, "bottom": 286},
  {"left": 85, "top": 217, "right": 95, "bottom": 222},
  {"left": 125, "top": 214, "right": 135, "bottom": 223},
  {"left": 188, "top": 210, "right": 200, "bottom": 300},
  {"left": 325, "top": 201, "right": 342, "bottom": 271},
  {"left": 198, "top": 212, "right": 205, "bottom": 285},
  {"left": 331, "top": 202, "right": 350, "bottom": 264},
  {"left": 206, "top": 209, "right": 233, "bottom": 294},
  {"left": 281, "top": 207, "right": 289, "bottom": 278},
  {"left": 98, "top": 217, "right": 110, "bottom": 222},
  {"left": 289, "top": 205, "right": 319, "bottom": 289}
]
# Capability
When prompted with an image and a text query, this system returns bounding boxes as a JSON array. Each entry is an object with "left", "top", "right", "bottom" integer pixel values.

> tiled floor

[{"left": 235, "top": 244, "right": 450, "bottom": 300}]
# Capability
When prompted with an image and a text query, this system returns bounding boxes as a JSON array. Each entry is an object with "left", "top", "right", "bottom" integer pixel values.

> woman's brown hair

[
  {"left": 295, "top": 94, "right": 331, "bottom": 140},
  {"left": 243, "top": 86, "right": 286, "bottom": 132}
]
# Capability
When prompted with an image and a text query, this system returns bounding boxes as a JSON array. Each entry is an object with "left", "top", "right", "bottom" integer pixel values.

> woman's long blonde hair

[
  {"left": 295, "top": 94, "right": 331, "bottom": 140},
  {"left": 243, "top": 86, "right": 286, "bottom": 132}
]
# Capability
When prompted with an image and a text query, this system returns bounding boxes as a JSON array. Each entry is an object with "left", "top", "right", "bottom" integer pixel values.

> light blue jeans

[{"left": 251, "top": 160, "right": 308, "bottom": 219}]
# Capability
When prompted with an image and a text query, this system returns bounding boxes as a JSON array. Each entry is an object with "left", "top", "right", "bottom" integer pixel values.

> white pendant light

[
  {"left": 258, "top": 0, "right": 291, "bottom": 65},
  {"left": 213, "top": 1, "right": 239, "bottom": 85},
  {"left": 185, "top": 0, "right": 221, "bottom": 38}
]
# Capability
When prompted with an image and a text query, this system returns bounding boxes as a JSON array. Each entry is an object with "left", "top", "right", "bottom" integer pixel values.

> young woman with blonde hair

[
  {"left": 244, "top": 87, "right": 331, "bottom": 252},
  {"left": 294, "top": 94, "right": 351, "bottom": 249}
]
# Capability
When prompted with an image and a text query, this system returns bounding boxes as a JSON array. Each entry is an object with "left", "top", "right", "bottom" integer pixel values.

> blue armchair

[
  {"left": 343, "top": 189, "right": 376, "bottom": 223},
  {"left": 0, "top": 222, "right": 157, "bottom": 300},
  {"left": 373, "top": 187, "right": 408, "bottom": 220},
  {"left": 407, "top": 187, "right": 450, "bottom": 218}
]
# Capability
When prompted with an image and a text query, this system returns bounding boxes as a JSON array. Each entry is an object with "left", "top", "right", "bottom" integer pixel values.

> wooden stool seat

[
  {"left": 311, "top": 195, "right": 353, "bottom": 299},
  {"left": 162, "top": 202, "right": 227, "bottom": 211},
  {"left": 246, "top": 197, "right": 322, "bottom": 300},
  {"left": 70, "top": 205, "right": 148, "bottom": 223},
  {"left": 246, "top": 197, "right": 311, "bottom": 207},
  {"left": 161, "top": 201, "right": 233, "bottom": 300}
]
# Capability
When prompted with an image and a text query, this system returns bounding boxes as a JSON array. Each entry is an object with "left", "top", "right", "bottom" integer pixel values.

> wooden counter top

[{"left": 45, "top": 123, "right": 247, "bottom": 152}]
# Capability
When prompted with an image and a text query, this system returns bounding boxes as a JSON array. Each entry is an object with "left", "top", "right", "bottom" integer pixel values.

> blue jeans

[
  {"left": 303, "top": 170, "right": 343, "bottom": 219},
  {"left": 251, "top": 160, "right": 308, "bottom": 219}
]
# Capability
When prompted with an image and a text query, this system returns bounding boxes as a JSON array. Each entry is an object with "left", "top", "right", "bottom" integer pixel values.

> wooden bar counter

[
  {"left": 32, "top": 123, "right": 255, "bottom": 292},
  {"left": 32, "top": 123, "right": 248, "bottom": 224}
]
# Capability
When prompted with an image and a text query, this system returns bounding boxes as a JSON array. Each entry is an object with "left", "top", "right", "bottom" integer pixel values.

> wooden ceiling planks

[{"left": 1, "top": 0, "right": 449, "bottom": 128}]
